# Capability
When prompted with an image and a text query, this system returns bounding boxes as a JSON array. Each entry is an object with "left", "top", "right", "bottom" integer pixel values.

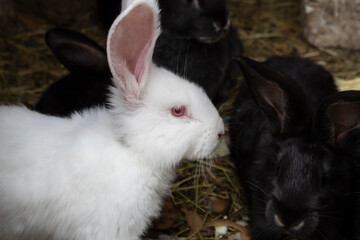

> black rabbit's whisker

[{"left": 245, "top": 181, "right": 269, "bottom": 197}]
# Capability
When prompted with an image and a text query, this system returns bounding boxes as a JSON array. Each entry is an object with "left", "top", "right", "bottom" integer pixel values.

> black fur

[
  {"left": 229, "top": 56, "right": 360, "bottom": 239},
  {"left": 35, "top": 29, "right": 112, "bottom": 117},
  {"left": 153, "top": 26, "right": 241, "bottom": 104},
  {"left": 156, "top": 0, "right": 242, "bottom": 104},
  {"left": 97, "top": 0, "right": 121, "bottom": 27}
]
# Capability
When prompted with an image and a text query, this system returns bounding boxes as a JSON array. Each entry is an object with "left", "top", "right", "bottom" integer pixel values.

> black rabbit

[
  {"left": 229, "top": 56, "right": 360, "bottom": 240},
  {"left": 35, "top": 28, "right": 112, "bottom": 117},
  {"left": 155, "top": 0, "right": 242, "bottom": 103}
]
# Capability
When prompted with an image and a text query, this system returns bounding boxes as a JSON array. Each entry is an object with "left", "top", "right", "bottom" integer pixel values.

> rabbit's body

[
  {"left": 0, "top": 1, "right": 224, "bottom": 239},
  {"left": 230, "top": 56, "right": 360, "bottom": 240},
  {"left": 0, "top": 107, "right": 172, "bottom": 240}
]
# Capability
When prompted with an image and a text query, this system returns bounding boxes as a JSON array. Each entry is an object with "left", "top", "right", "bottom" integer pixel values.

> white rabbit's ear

[
  {"left": 107, "top": 0, "right": 160, "bottom": 104},
  {"left": 121, "top": 0, "right": 135, "bottom": 11}
]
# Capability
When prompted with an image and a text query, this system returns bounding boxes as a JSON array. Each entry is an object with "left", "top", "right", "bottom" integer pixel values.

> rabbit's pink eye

[{"left": 171, "top": 105, "right": 186, "bottom": 117}]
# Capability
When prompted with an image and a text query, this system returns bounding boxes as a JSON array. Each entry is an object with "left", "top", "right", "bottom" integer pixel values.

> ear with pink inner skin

[
  {"left": 314, "top": 90, "right": 360, "bottom": 146},
  {"left": 107, "top": 0, "right": 160, "bottom": 103}
]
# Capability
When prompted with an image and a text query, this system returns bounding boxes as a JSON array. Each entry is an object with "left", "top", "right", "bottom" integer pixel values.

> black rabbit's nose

[
  {"left": 213, "top": 18, "right": 230, "bottom": 32},
  {"left": 223, "top": 18, "right": 231, "bottom": 30},
  {"left": 291, "top": 221, "right": 305, "bottom": 231},
  {"left": 274, "top": 214, "right": 305, "bottom": 231},
  {"left": 274, "top": 214, "right": 285, "bottom": 227},
  {"left": 213, "top": 21, "right": 222, "bottom": 32}
]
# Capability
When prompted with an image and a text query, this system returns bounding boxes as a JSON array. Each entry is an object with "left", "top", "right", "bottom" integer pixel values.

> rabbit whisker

[
  {"left": 219, "top": 108, "right": 238, "bottom": 117},
  {"left": 176, "top": 40, "right": 185, "bottom": 75},
  {"left": 183, "top": 41, "right": 190, "bottom": 79},
  {"left": 199, "top": 158, "right": 208, "bottom": 183},
  {"left": 345, "top": 191, "right": 360, "bottom": 195},
  {"left": 217, "top": 97, "right": 234, "bottom": 113},
  {"left": 245, "top": 181, "right": 269, "bottom": 197},
  {"left": 251, "top": 195, "right": 268, "bottom": 204},
  {"left": 314, "top": 224, "right": 327, "bottom": 240},
  {"left": 262, "top": 224, "right": 277, "bottom": 239},
  {"left": 318, "top": 214, "right": 341, "bottom": 221},
  {"left": 250, "top": 211, "right": 267, "bottom": 216}
]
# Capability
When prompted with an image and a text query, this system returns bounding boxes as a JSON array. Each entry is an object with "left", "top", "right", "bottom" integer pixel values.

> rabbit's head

[
  {"left": 235, "top": 57, "right": 360, "bottom": 238},
  {"left": 107, "top": 0, "right": 224, "bottom": 167},
  {"left": 158, "top": 0, "right": 231, "bottom": 43}
]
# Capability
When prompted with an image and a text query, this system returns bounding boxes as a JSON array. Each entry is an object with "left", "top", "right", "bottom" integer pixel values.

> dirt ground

[{"left": 0, "top": 0, "right": 360, "bottom": 239}]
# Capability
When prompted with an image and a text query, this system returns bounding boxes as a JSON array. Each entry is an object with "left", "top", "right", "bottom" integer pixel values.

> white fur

[{"left": 0, "top": 0, "right": 224, "bottom": 239}]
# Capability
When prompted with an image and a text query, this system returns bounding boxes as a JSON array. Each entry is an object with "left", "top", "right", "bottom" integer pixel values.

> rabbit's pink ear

[
  {"left": 315, "top": 91, "right": 360, "bottom": 146},
  {"left": 234, "top": 56, "right": 311, "bottom": 137},
  {"left": 107, "top": 0, "right": 160, "bottom": 103}
]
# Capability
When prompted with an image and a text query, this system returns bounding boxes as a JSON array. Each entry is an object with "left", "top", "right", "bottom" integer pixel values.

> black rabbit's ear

[
  {"left": 46, "top": 28, "right": 108, "bottom": 73},
  {"left": 314, "top": 90, "right": 360, "bottom": 146},
  {"left": 234, "top": 56, "right": 311, "bottom": 136}
]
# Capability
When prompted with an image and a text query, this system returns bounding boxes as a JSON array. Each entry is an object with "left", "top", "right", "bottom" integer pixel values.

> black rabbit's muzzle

[
  {"left": 265, "top": 199, "right": 319, "bottom": 239},
  {"left": 196, "top": 18, "right": 231, "bottom": 43}
]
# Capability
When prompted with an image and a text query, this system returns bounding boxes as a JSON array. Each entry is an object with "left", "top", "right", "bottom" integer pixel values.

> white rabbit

[{"left": 0, "top": 0, "right": 225, "bottom": 239}]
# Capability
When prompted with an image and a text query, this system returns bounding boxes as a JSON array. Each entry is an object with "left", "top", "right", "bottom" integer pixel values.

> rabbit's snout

[
  {"left": 213, "top": 18, "right": 231, "bottom": 33},
  {"left": 271, "top": 212, "right": 311, "bottom": 238},
  {"left": 265, "top": 199, "right": 318, "bottom": 238},
  {"left": 273, "top": 214, "right": 305, "bottom": 231},
  {"left": 273, "top": 213, "right": 285, "bottom": 227},
  {"left": 217, "top": 119, "right": 225, "bottom": 139},
  {"left": 217, "top": 132, "right": 223, "bottom": 139}
]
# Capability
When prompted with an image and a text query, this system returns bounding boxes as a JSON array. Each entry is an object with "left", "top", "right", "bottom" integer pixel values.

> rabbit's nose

[
  {"left": 274, "top": 214, "right": 285, "bottom": 228},
  {"left": 213, "top": 21, "right": 222, "bottom": 32},
  {"left": 291, "top": 220, "right": 305, "bottom": 231},
  {"left": 223, "top": 18, "right": 231, "bottom": 30},
  {"left": 213, "top": 18, "right": 231, "bottom": 32},
  {"left": 274, "top": 214, "right": 305, "bottom": 231},
  {"left": 217, "top": 127, "right": 225, "bottom": 139},
  {"left": 217, "top": 132, "right": 223, "bottom": 139}
]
